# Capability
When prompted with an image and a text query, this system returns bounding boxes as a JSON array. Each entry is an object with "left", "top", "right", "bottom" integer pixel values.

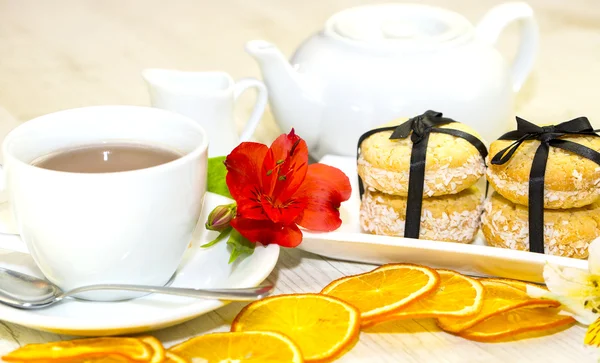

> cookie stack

[
  {"left": 482, "top": 135, "right": 600, "bottom": 258},
  {"left": 358, "top": 120, "right": 487, "bottom": 243}
]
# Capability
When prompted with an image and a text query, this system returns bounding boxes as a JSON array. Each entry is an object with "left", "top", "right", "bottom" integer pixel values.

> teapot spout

[{"left": 245, "top": 40, "right": 322, "bottom": 150}]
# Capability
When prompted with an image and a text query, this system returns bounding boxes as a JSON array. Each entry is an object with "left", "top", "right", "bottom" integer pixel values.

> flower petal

[
  {"left": 262, "top": 129, "right": 309, "bottom": 202},
  {"left": 544, "top": 263, "right": 599, "bottom": 298},
  {"left": 585, "top": 317, "right": 600, "bottom": 346},
  {"left": 543, "top": 263, "right": 600, "bottom": 324},
  {"left": 588, "top": 237, "right": 600, "bottom": 275},
  {"left": 225, "top": 142, "right": 268, "bottom": 201},
  {"left": 235, "top": 185, "right": 269, "bottom": 221},
  {"left": 525, "top": 284, "right": 552, "bottom": 298},
  {"left": 231, "top": 217, "right": 303, "bottom": 247},
  {"left": 260, "top": 197, "right": 307, "bottom": 225},
  {"left": 547, "top": 294, "right": 599, "bottom": 325},
  {"left": 294, "top": 163, "right": 351, "bottom": 231}
]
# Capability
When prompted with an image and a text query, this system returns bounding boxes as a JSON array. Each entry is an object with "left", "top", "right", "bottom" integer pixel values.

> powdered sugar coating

[
  {"left": 360, "top": 188, "right": 483, "bottom": 243},
  {"left": 358, "top": 154, "right": 485, "bottom": 197},
  {"left": 486, "top": 168, "right": 600, "bottom": 209},
  {"left": 481, "top": 192, "right": 600, "bottom": 259}
]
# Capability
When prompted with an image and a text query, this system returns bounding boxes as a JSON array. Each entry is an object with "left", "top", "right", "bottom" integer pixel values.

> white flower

[{"left": 527, "top": 236, "right": 600, "bottom": 325}]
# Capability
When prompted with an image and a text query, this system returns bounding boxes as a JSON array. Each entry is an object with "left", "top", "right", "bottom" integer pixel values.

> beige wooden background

[{"left": 0, "top": 0, "right": 599, "bottom": 134}]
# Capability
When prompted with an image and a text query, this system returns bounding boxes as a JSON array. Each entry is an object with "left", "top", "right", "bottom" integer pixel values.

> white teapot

[{"left": 246, "top": 2, "right": 538, "bottom": 159}]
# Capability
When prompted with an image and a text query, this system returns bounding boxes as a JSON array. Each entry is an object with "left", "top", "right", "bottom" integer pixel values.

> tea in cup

[{"left": 0, "top": 105, "right": 208, "bottom": 300}]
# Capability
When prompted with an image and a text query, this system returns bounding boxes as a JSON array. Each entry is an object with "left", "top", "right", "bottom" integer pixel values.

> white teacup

[{"left": 0, "top": 105, "right": 208, "bottom": 300}]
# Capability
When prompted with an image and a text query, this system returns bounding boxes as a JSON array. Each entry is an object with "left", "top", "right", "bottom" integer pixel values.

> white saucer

[{"left": 0, "top": 192, "right": 280, "bottom": 336}]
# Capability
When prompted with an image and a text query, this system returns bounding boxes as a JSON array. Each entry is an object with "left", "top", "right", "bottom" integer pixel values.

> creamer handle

[
  {"left": 0, "top": 164, "right": 26, "bottom": 253},
  {"left": 233, "top": 78, "right": 268, "bottom": 142},
  {"left": 476, "top": 2, "right": 539, "bottom": 92}
]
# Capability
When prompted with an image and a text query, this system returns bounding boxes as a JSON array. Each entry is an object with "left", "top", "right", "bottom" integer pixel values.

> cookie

[
  {"left": 358, "top": 120, "right": 486, "bottom": 197},
  {"left": 481, "top": 192, "right": 600, "bottom": 259},
  {"left": 486, "top": 135, "right": 600, "bottom": 209},
  {"left": 360, "top": 186, "right": 484, "bottom": 243}
]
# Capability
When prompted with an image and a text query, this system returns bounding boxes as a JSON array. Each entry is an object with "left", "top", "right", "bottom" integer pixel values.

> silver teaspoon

[{"left": 0, "top": 267, "right": 273, "bottom": 309}]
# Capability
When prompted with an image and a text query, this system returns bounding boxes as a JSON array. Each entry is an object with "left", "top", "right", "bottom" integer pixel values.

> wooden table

[{"left": 0, "top": 0, "right": 599, "bottom": 361}]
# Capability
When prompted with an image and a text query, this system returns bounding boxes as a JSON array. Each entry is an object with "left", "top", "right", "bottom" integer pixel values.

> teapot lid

[{"left": 324, "top": 4, "right": 473, "bottom": 51}]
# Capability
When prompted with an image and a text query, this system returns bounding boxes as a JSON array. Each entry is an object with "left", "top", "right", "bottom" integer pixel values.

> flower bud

[{"left": 205, "top": 203, "right": 236, "bottom": 231}]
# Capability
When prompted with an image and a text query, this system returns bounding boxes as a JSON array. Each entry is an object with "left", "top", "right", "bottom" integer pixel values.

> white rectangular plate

[{"left": 299, "top": 155, "right": 587, "bottom": 283}]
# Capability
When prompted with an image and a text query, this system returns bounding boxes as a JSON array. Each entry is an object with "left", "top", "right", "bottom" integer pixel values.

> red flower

[{"left": 224, "top": 129, "right": 351, "bottom": 247}]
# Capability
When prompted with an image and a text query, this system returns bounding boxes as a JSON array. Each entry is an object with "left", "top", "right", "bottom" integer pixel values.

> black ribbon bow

[
  {"left": 357, "top": 110, "right": 488, "bottom": 239},
  {"left": 490, "top": 116, "right": 600, "bottom": 254}
]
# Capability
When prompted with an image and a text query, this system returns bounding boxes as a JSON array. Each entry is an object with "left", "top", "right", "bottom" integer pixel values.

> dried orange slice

[
  {"left": 320, "top": 264, "right": 439, "bottom": 324},
  {"left": 459, "top": 307, "right": 575, "bottom": 342},
  {"left": 26, "top": 356, "right": 134, "bottom": 363},
  {"left": 169, "top": 331, "right": 302, "bottom": 363},
  {"left": 164, "top": 351, "right": 190, "bottom": 363},
  {"left": 437, "top": 280, "right": 560, "bottom": 333},
  {"left": 231, "top": 293, "right": 359, "bottom": 362},
  {"left": 367, "top": 270, "right": 483, "bottom": 326},
  {"left": 139, "top": 336, "right": 165, "bottom": 363},
  {"left": 2, "top": 337, "right": 152, "bottom": 362},
  {"left": 480, "top": 278, "right": 549, "bottom": 293},
  {"left": 5, "top": 337, "right": 164, "bottom": 363}
]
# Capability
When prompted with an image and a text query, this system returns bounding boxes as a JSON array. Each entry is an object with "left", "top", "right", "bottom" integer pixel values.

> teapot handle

[{"left": 476, "top": 2, "right": 539, "bottom": 92}]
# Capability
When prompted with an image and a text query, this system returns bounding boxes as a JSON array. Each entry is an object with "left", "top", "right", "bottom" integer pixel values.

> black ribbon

[
  {"left": 357, "top": 110, "right": 488, "bottom": 239},
  {"left": 490, "top": 116, "right": 600, "bottom": 254}
]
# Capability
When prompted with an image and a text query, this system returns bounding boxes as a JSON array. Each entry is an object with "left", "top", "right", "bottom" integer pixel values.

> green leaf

[
  {"left": 227, "top": 229, "right": 256, "bottom": 264},
  {"left": 200, "top": 226, "right": 232, "bottom": 248},
  {"left": 207, "top": 156, "right": 232, "bottom": 198}
]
